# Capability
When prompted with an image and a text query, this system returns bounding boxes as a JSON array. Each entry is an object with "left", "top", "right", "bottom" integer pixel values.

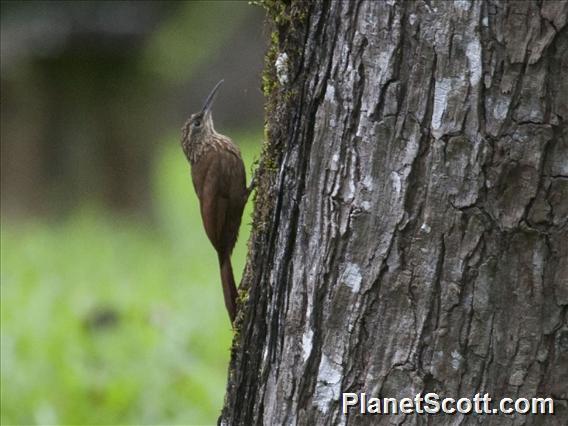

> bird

[{"left": 180, "top": 80, "right": 252, "bottom": 324}]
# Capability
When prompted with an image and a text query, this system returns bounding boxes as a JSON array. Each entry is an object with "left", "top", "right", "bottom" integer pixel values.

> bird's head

[{"left": 181, "top": 79, "right": 223, "bottom": 158}]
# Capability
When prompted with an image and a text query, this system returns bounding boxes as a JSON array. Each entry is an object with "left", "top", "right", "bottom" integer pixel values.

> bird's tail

[{"left": 218, "top": 253, "right": 238, "bottom": 324}]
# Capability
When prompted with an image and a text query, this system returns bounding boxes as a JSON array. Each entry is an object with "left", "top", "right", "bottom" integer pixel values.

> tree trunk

[{"left": 222, "top": 1, "right": 568, "bottom": 425}]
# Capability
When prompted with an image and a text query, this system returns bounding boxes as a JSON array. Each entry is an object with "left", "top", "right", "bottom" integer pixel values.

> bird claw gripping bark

[{"left": 246, "top": 166, "right": 259, "bottom": 199}]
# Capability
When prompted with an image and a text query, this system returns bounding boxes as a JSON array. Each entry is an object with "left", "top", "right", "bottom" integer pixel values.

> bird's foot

[{"left": 246, "top": 167, "right": 259, "bottom": 198}]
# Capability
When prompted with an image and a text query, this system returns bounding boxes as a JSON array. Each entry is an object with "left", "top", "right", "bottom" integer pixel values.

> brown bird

[{"left": 181, "top": 80, "right": 251, "bottom": 324}]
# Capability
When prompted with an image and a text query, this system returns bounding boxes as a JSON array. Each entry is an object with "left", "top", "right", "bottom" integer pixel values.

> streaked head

[{"left": 181, "top": 79, "right": 224, "bottom": 152}]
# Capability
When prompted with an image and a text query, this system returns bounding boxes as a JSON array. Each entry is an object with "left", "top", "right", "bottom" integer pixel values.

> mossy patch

[{"left": 232, "top": 1, "right": 310, "bottom": 338}]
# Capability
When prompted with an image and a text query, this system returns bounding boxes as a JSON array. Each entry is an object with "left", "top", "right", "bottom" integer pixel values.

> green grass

[{"left": 0, "top": 130, "right": 262, "bottom": 425}]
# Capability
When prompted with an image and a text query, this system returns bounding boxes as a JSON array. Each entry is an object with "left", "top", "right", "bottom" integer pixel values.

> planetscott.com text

[{"left": 342, "top": 392, "right": 554, "bottom": 415}]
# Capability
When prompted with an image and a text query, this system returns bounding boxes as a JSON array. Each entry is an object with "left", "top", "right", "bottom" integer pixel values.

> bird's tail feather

[{"left": 219, "top": 254, "right": 238, "bottom": 324}]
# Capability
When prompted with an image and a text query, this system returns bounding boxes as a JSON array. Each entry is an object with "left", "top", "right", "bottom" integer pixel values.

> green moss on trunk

[{"left": 229, "top": 0, "right": 310, "bottom": 351}]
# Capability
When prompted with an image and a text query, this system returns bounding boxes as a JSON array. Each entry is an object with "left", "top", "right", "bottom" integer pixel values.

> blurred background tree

[
  {"left": 1, "top": 0, "right": 264, "bottom": 215},
  {"left": 1, "top": 1, "right": 265, "bottom": 424}
]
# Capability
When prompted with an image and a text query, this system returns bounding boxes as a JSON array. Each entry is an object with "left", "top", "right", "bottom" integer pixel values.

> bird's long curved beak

[{"left": 201, "top": 79, "right": 224, "bottom": 115}]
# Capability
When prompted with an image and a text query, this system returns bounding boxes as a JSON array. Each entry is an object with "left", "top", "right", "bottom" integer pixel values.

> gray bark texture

[{"left": 221, "top": 1, "right": 568, "bottom": 425}]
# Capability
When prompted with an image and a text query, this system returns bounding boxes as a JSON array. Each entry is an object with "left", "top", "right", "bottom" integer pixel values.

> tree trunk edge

[{"left": 221, "top": 1, "right": 311, "bottom": 424}]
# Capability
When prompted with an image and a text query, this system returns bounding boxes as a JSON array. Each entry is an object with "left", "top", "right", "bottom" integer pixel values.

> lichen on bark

[{"left": 223, "top": 1, "right": 568, "bottom": 425}]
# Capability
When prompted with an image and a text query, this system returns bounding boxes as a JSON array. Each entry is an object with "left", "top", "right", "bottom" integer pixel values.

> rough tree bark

[{"left": 222, "top": 1, "right": 567, "bottom": 425}]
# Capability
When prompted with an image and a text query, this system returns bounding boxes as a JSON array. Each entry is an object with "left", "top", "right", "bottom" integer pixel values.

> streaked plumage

[{"left": 181, "top": 80, "right": 248, "bottom": 324}]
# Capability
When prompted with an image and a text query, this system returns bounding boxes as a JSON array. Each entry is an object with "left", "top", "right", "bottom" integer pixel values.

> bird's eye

[{"left": 193, "top": 119, "right": 201, "bottom": 128}]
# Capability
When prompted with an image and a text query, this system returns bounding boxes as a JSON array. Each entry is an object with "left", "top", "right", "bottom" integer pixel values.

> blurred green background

[{"left": 1, "top": 1, "right": 265, "bottom": 425}]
